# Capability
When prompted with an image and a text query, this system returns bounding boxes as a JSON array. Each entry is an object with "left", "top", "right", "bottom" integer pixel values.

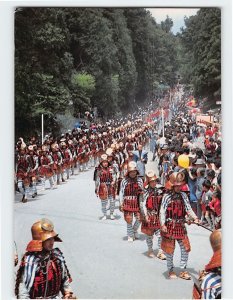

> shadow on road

[{"left": 162, "top": 266, "right": 199, "bottom": 279}]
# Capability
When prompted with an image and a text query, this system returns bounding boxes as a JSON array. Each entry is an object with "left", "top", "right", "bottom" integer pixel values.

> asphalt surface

[{"left": 14, "top": 151, "right": 212, "bottom": 299}]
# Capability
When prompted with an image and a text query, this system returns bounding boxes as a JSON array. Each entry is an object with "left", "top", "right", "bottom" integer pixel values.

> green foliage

[
  {"left": 70, "top": 72, "right": 96, "bottom": 116},
  {"left": 16, "top": 7, "right": 220, "bottom": 136},
  {"left": 72, "top": 72, "right": 95, "bottom": 91},
  {"left": 179, "top": 8, "right": 221, "bottom": 105},
  {"left": 161, "top": 16, "right": 174, "bottom": 33}
]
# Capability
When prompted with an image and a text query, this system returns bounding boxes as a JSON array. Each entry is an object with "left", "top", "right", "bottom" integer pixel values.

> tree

[
  {"left": 15, "top": 8, "right": 74, "bottom": 138},
  {"left": 179, "top": 8, "right": 221, "bottom": 106},
  {"left": 161, "top": 16, "right": 174, "bottom": 33},
  {"left": 15, "top": 7, "right": 182, "bottom": 136},
  {"left": 71, "top": 72, "right": 95, "bottom": 117}
]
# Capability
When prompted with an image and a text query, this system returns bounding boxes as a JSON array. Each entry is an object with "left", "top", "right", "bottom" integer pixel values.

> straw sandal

[
  {"left": 179, "top": 271, "right": 191, "bottom": 280},
  {"left": 168, "top": 271, "right": 178, "bottom": 279}
]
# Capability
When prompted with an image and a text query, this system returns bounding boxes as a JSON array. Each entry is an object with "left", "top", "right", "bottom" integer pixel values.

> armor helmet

[
  {"left": 100, "top": 154, "right": 108, "bottom": 163},
  {"left": 19, "top": 144, "right": 27, "bottom": 152},
  {"left": 127, "top": 161, "right": 138, "bottom": 174},
  {"left": 146, "top": 170, "right": 157, "bottom": 183},
  {"left": 169, "top": 171, "right": 185, "bottom": 187},
  {"left": 26, "top": 218, "right": 62, "bottom": 252},
  {"left": 60, "top": 141, "right": 66, "bottom": 148},
  {"left": 51, "top": 143, "right": 58, "bottom": 150},
  {"left": 28, "top": 145, "right": 34, "bottom": 152},
  {"left": 106, "top": 148, "right": 113, "bottom": 156}
]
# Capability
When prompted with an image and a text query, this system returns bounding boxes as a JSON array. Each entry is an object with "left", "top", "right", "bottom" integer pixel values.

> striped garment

[
  {"left": 159, "top": 191, "right": 197, "bottom": 226},
  {"left": 142, "top": 188, "right": 150, "bottom": 214},
  {"left": 165, "top": 239, "right": 189, "bottom": 271},
  {"left": 201, "top": 272, "right": 221, "bottom": 299},
  {"left": 127, "top": 215, "right": 141, "bottom": 237},
  {"left": 146, "top": 229, "right": 161, "bottom": 251},
  {"left": 22, "top": 248, "right": 68, "bottom": 291}
]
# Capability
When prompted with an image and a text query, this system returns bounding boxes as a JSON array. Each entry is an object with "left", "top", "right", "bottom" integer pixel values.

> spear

[{"left": 189, "top": 221, "right": 213, "bottom": 232}]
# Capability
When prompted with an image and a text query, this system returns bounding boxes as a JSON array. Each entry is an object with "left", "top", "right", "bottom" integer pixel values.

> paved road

[{"left": 14, "top": 152, "right": 212, "bottom": 299}]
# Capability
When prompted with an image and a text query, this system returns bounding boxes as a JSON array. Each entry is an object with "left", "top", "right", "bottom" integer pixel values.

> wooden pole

[
  {"left": 162, "top": 108, "right": 164, "bottom": 137},
  {"left": 42, "top": 114, "right": 44, "bottom": 144}
]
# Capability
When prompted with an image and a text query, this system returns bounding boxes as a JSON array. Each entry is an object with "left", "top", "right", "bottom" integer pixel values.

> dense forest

[{"left": 15, "top": 7, "right": 221, "bottom": 137}]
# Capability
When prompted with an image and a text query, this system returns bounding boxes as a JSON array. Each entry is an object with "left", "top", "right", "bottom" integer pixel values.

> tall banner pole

[
  {"left": 42, "top": 114, "right": 44, "bottom": 144},
  {"left": 162, "top": 108, "right": 164, "bottom": 137}
]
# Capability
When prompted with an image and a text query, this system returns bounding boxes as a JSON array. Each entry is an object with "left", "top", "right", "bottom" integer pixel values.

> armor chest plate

[
  {"left": 166, "top": 194, "right": 186, "bottom": 220},
  {"left": 18, "top": 156, "right": 28, "bottom": 169},
  {"left": 40, "top": 156, "right": 50, "bottom": 165},
  {"left": 146, "top": 191, "right": 162, "bottom": 211},
  {"left": 78, "top": 147, "right": 84, "bottom": 154},
  {"left": 52, "top": 153, "right": 59, "bottom": 162},
  {"left": 100, "top": 168, "right": 113, "bottom": 183},
  {"left": 29, "top": 256, "right": 63, "bottom": 299},
  {"left": 28, "top": 155, "right": 36, "bottom": 168},
  {"left": 125, "top": 180, "right": 140, "bottom": 196}
]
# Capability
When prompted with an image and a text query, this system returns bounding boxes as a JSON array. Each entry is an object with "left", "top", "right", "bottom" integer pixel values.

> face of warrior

[
  {"left": 129, "top": 170, "right": 137, "bottom": 178},
  {"left": 149, "top": 180, "right": 156, "bottom": 189},
  {"left": 102, "top": 161, "right": 108, "bottom": 168},
  {"left": 42, "top": 237, "right": 54, "bottom": 252},
  {"left": 20, "top": 150, "right": 26, "bottom": 156},
  {"left": 173, "top": 185, "right": 181, "bottom": 193}
]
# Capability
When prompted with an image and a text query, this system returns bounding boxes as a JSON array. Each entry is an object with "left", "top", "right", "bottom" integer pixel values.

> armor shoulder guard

[
  {"left": 138, "top": 177, "right": 144, "bottom": 185},
  {"left": 180, "top": 191, "right": 189, "bottom": 199},
  {"left": 53, "top": 247, "right": 65, "bottom": 261}
]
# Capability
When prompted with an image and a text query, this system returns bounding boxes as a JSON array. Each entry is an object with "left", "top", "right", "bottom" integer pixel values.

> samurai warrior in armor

[
  {"left": 15, "top": 146, "right": 31, "bottom": 203},
  {"left": 119, "top": 161, "right": 144, "bottom": 242},
  {"left": 141, "top": 170, "right": 166, "bottom": 260},
  {"left": 15, "top": 218, "right": 76, "bottom": 299},
  {"left": 95, "top": 154, "right": 117, "bottom": 220},
  {"left": 159, "top": 171, "right": 199, "bottom": 280}
]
